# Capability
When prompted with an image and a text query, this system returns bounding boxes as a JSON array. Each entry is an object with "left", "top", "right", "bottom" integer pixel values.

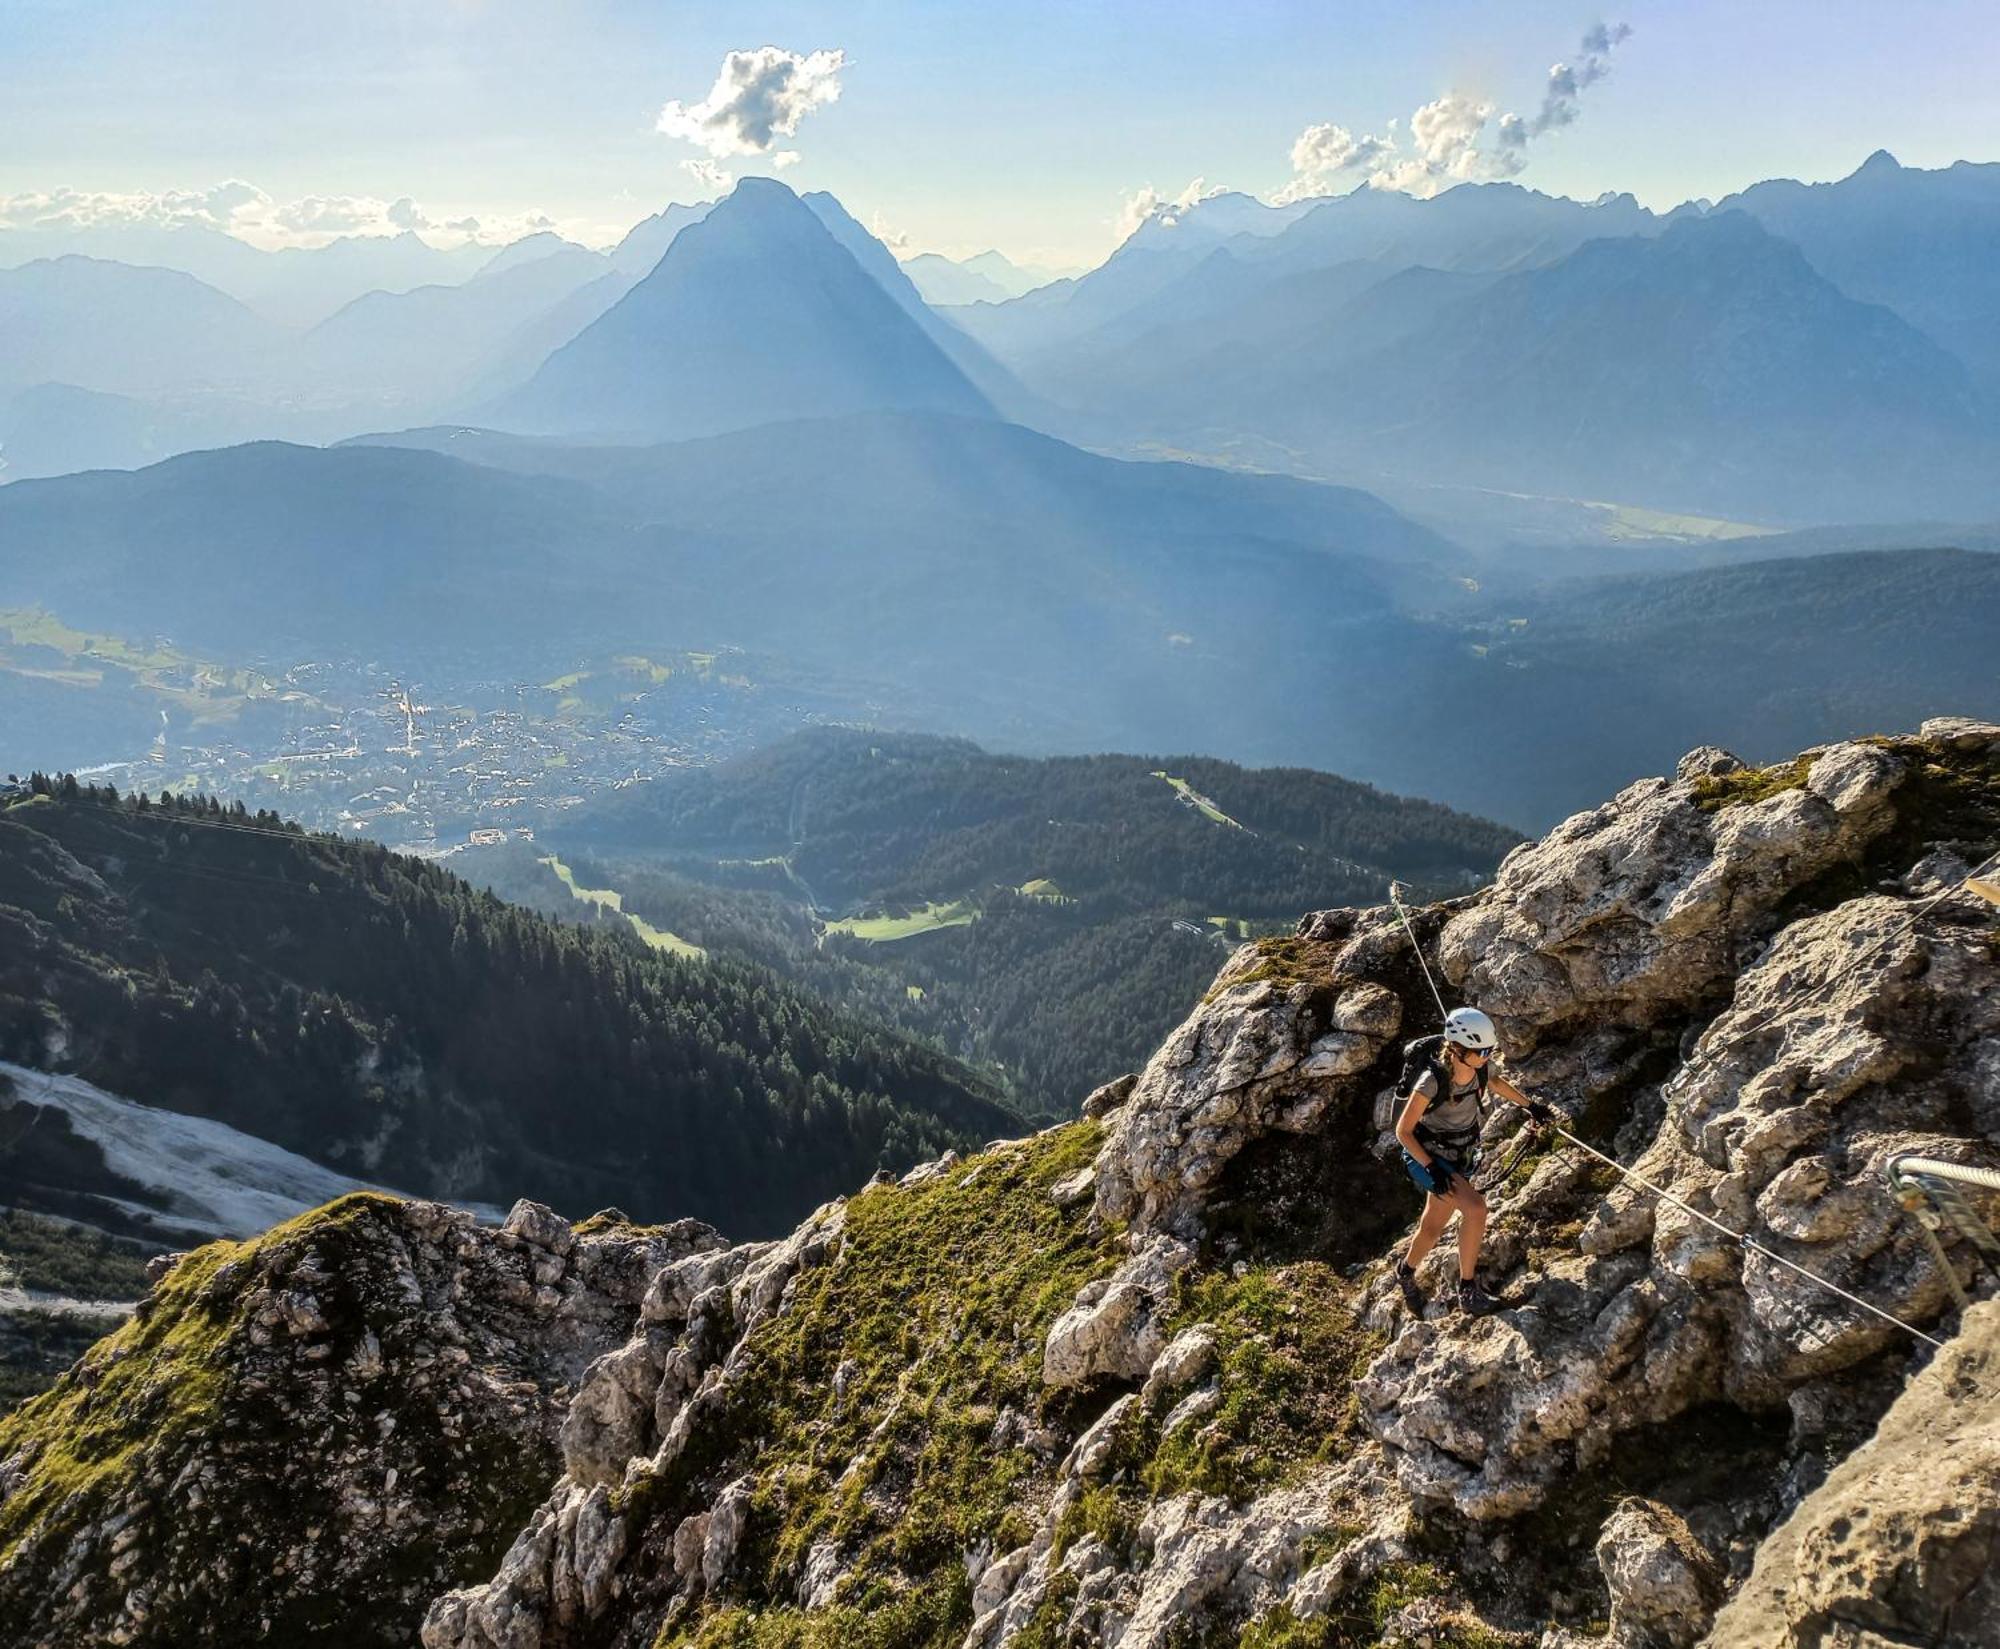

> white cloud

[
  {"left": 1269, "top": 20, "right": 1632, "bottom": 202},
  {"left": 385, "top": 196, "right": 431, "bottom": 231},
  {"left": 1114, "top": 177, "right": 1224, "bottom": 240},
  {"left": 273, "top": 194, "right": 406, "bottom": 234},
  {"left": 1497, "top": 20, "right": 1633, "bottom": 158},
  {"left": 0, "top": 179, "right": 273, "bottom": 233},
  {"left": 656, "top": 46, "right": 847, "bottom": 160},
  {"left": 0, "top": 181, "right": 572, "bottom": 249},
  {"left": 1270, "top": 122, "right": 1394, "bottom": 205},
  {"left": 680, "top": 157, "right": 732, "bottom": 196},
  {"left": 869, "top": 210, "right": 911, "bottom": 253}
]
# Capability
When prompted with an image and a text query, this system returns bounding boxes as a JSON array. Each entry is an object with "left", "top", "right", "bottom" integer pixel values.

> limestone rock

[
  {"left": 503, "top": 1200, "right": 575, "bottom": 1257},
  {"left": 1042, "top": 1236, "right": 1193, "bottom": 1388},
  {"left": 0, "top": 1195, "right": 693, "bottom": 1649},
  {"left": 1438, "top": 741, "right": 1908, "bottom": 1049},
  {"left": 1082, "top": 1072, "right": 1137, "bottom": 1118},
  {"left": 1140, "top": 1325, "right": 1219, "bottom": 1410},
  {"left": 1094, "top": 952, "right": 1402, "bottom": 1238},
  {"left": 1596, "top": 1497, "right": 1722, "bottom": 1647},
  {"left": 702, "top": 1476, "right": 755, "bottom": 1592},
  {"left": 1707, "top": 1299, "right": 2000, "bottom": 1647}
]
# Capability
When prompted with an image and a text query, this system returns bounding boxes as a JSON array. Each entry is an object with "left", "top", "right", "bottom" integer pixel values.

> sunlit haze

[{"left": 4, "top": 0, "right": 1998, "bottom": 264}]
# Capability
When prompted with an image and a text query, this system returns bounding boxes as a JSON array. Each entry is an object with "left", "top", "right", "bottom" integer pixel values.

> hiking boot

[
  {"left": 1458, "top": 1277, "right": 1499, "bottom": 1317},
  {"left": 1394, "top": 1263, "right": 1426, "bottom": 1313}
]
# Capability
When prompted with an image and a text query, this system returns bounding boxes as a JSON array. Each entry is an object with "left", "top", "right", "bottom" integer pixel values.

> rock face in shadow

[{"left": 1707, "top": 1297, "right": 2000, "bottom": 1649}]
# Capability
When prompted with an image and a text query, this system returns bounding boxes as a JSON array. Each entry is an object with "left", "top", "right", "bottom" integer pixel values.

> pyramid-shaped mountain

[{"left": 494, "top": 178, "right": 992, "bottom": 440}]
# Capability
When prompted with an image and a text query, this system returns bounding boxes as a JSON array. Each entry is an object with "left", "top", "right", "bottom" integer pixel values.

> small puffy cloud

[
  {"left": 656, "top": 46, "right": 847, "bottom": 160},
  {"left": 386, "top": 196, "right": 431, "bottom": 231},
  {"left": 1408, "top": 91, "right": 1493, "bottom": 177},
  {"left": 1271, "top": 122, "right": 1393, "bottom": 205},
  {"left": 1115, "top": 177, "right": 1223, "bottom": 240},
  {"left": 1499, "top": 20, "right": 1633, "bottom": 152},
  {"left": 869, "top": 210, "right": 910, "bottom": 253}
]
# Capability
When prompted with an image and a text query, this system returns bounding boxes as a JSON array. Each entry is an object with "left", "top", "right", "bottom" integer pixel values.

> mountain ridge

[
  {"left": 3, "top": 718, "right": 1994, "bottom": 1646},
  {"left": 493, "top": 178, "right": 994, "bottom": 441}
]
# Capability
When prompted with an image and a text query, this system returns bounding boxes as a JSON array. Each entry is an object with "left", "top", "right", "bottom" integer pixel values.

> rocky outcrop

[
  {"left": 1597, "top": 1497, "right": 1725, "bottom": 1647},
  {"left": 1094, "top": 952, "right": 1404, "bottom": 1238},
  {"left": 422, "top": 1199, "right": 848, "bottom": 1649},
  {"left": 1706, "top": 1297, "right": 2000, "bottom": 1648},
  {"left": 0, "top": 1194, "right": 715, "bottom": 1649},
  {"left": 12, "top": 725, "right": 1995, "bottom": 1649}
]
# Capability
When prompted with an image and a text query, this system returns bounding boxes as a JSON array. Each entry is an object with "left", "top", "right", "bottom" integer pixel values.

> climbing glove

[
  {"left": 1523, "top": 1099, "right": 1556, "bottom": 1124},
  {"left": 1424, "top": 1159, "right": 1457, "bottom": 1195}
]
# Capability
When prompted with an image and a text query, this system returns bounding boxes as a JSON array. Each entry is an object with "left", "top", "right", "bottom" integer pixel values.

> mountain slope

[
  {"left": 1105, "top": 211, "right": 2000, "bottom": 523},
  {"left": 0, "top": 782, "right": 1018, "bottom": 1236},
  {"left": 0, "top": 256, "right": 285, "bottom": 397},
  {"left": 901, "top": 252, "right": 1011, "bottom": 304},
  {"left": 1720, "top": 149, "right": 2000, "bottom": 385},
  {"left": 797, "top": 190, "right": 1037, "bottom": 420},
  {"left": 494, "top": 179, "right": 993, "bottom": 440},
  {"left": 7, "top": 722, "right": 1992, "bottom": 1648},
  {"left": 301, "top": 244, "right": 614, "bottom": 404},
  {"left": 525, "top": 726, "right": 1522, "bottom": 1113}
]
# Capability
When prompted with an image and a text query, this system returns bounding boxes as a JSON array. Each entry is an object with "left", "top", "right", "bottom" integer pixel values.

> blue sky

[{"left": 3, "top": 0, "right": 1997, "bottom": 263}]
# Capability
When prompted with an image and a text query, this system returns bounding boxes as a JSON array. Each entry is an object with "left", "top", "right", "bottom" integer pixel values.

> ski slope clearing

[{"left": 1, "top": 1062, "right": 506, "bottom": 1239}]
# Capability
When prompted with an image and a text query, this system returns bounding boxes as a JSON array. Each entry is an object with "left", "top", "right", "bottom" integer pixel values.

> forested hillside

[
  {"left": 500, "top": 729, "right": 1522, "bottom": 1113},
  {"left": 0, "top": 780, "right": 1017, "bottom": 1237}
]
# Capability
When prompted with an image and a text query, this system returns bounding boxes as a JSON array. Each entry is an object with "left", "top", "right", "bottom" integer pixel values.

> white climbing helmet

[{"left": 1443, "top": 1006, "right": 1500, "bottom": 1052}]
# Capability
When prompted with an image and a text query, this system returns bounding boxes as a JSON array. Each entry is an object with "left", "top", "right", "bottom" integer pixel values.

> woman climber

[{"left": 1393, "top": 1006, "right": 1551, "bottom": 1316}]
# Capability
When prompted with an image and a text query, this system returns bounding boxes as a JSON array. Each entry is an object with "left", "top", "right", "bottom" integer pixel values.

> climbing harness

[
  {"left": 1386, "top": 884, "right": 1516, "bottom": 1191},
  {"left": 1381, "top": 871, "right": 2000, "bottom": 1355}
]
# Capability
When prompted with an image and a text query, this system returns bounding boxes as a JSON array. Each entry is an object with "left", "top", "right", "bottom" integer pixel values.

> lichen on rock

[{"left": 0, "top": 1193, "right": 712, "bottom": 1649}]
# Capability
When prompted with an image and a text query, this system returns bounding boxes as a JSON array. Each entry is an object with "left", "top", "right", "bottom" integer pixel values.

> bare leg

[
  {"left": 1403, "top": 1192, "right": 1455, "bottom": 1270},
  {"left": 1453, "top": 1186, "right": 1489, "bottom": 1280}
]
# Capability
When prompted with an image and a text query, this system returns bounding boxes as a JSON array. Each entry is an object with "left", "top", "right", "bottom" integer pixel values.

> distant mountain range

[
  {"left": 955, "top": 155, "right": 2000, "bottom": 523},
  {"left": 3, "top": 405, "right": 1994, "bottom": 827},
  {"left": 7, "top": 157, "right": 2000, "bottom": 523},
  {"left": 901, "top": 249, "right": 1070, "bottom": 305}
]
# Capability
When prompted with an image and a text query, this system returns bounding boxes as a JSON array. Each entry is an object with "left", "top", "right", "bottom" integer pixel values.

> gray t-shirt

[{"left": 1411, "top": 1065, "right": 1484, "bottom": 1145}]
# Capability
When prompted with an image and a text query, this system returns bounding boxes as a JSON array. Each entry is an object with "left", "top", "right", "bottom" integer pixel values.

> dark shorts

[{"left": 1402, "top": 1149, "right": 1465, "bottom": 1194}]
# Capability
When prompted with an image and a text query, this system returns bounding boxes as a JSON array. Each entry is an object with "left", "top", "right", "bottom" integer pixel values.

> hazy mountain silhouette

[
  {"left": 1719, "top": 150, "right": 2000, "bottom": 387},
  {"left": 302, "top": 243, "right": 616, "bottom": 404},
  {"left": 795, "top": 191, "right": 1036, "bottom": 419},
  {"left": 493, "top": 180, "right": 993, "bottom": 440},
  {"left": 0, "top": 256, "right": 285, "bottom": 397},
  {"left": 903, "top": 253, "right": 1012, "bottom": 305},
  {"left": 606, "top": 201, "right": 714, "bottom": 276}
]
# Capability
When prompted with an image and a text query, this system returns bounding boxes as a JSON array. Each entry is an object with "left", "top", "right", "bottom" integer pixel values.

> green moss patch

[
  {"left": 0, "top": 1236, "right": 241, "bottom": 1564},
  {"left": 1136, "top": 1262, "right": 1375, "bottom": 1505},
  {"left": 652, "top": 1122, "right": 1120, "bottom": 1648},
  {"left": 1205, "top": 935, "right": 1345, "bottom": 1003},
  {"left": 1690, "top": 756, "right": 1815, "bottom": 813}
]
